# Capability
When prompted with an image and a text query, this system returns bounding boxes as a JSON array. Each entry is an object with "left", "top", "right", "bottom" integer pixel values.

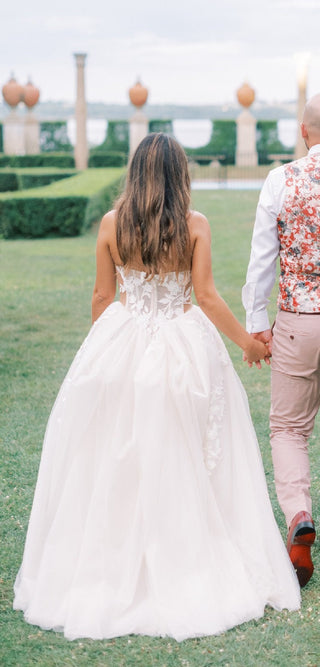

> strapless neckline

[{"left": 115, "top": 265, "right": 191, "bottom": 278}]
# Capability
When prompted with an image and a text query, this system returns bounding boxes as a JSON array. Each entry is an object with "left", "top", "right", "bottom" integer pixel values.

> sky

[{"left": 1, "top": 0, "right": 320, "bottom": 107}]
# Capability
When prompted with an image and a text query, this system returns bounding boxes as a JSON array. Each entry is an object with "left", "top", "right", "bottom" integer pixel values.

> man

[{"left": 242, "top": 94, "right": 320, "bottom": 587}]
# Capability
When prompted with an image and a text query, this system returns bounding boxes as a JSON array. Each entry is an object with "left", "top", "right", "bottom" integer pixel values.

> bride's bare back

[{"left": 91, "top": 208, "right": 269, "bottom": 366}]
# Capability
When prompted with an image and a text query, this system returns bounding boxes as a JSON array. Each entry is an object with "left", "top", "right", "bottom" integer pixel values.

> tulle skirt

[{"left": 13, "top": 303, "right": 300, "bottom": 640}]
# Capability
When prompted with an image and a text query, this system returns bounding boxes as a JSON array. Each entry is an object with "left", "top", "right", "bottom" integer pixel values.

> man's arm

[{"left": 242, "top": 167, "right": 284, "bottom": 335}]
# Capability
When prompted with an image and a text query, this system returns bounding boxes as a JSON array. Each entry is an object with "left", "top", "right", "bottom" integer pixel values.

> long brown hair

[{"left": 116, "top": 133, "right": 191, "bottom": 275}]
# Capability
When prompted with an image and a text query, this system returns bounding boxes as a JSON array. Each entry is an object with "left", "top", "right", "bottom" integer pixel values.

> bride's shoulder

[
  {"left": 188, "top": 209, "right": 209, "bottom": 225},
  {"left": 98, "top": 209, "right": 117, "bottom": 240},
  {"left": 101, "top": 209, "right": 116, "bottom": 229},
  {"left": 188, "top": 210, "right": 210, "bottom": 237}
]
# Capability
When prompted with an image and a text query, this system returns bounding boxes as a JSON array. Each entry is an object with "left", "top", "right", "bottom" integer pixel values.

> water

[
  {"left": 172, "top": 119, "right": 212, "bottom": 147},
  {"left": 67, "top": 118, "right": 107, "bottom": 147},
  {"left": 173, "top": 118, "right": 297, "bottom": 149},
  {"left": 277, "top": 118, "right": 297, "bottom": 147},
  {"left": 66, "top": 118, "right": 297, "bottom": 150}
]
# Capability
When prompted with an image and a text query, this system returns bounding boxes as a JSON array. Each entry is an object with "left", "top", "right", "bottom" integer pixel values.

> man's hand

[{"left": 243, "top": 329, "right": 272, "bottom": 368}]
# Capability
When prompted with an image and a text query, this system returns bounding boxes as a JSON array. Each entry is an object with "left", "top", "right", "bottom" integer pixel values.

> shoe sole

[{"left": 288, "top": 529, "right": 316, "bottom": 588}]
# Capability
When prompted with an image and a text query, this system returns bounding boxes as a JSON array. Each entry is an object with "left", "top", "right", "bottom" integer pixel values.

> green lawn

[{"left": 0, "top": 189, "right": 319, "bottom": 667}]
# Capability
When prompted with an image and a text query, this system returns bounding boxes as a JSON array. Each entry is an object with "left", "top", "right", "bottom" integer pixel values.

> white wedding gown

[{"left": 13, "top": 267, "right": 300, "bottom": 641}]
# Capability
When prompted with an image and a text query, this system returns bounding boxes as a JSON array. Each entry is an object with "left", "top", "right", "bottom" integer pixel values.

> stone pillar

[
  {"left": 74, "top": 53, "right": 88, "bottom": 169},
  {"left": 295, "top": 52, "right": 310, "bottom": 160},
  {"left": 24, "top": 111, "right": 40, "bottom": 154},
  {"left": 3, "top": 110, "right": 25, "bottom": 155},
  {"left": 128, "top": 80, "right": 149, "bottom": 157},
  {"left": 129, "top": 110, "right": 149, "bottom": 156},
  {"left": 236, "top": 110, "right": 258, "bottom": 166}
]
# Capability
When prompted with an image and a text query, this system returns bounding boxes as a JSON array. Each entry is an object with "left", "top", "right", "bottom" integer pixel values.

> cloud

[
  {"left": 103, "top": 33, "right": 243, "bottom": 65},
  {"left": 274, "top": 0, "right": 319, "bottom": 7},
  {"left": 1, "top": 0, "right": 320, "bottom": 105},
  {"left": 43, "top": 16, "right": 99, "bottom": 34}
]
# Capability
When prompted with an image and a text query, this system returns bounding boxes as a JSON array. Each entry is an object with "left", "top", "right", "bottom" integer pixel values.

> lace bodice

[{"left": 116, "top": 266, "right": 192, "bottom": 334}]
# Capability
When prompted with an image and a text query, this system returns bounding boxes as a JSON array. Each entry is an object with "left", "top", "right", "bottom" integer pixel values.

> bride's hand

[{"left": 243, "top": 337, "right": 271, "bottom": 369}]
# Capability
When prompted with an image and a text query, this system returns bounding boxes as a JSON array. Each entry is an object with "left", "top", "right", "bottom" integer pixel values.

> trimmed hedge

[
  {"left": 93, "top": 121, "right": 129, "bottom": 156},
  {"left": 40, "top": 121, "right": 73, "bottom": 153},
  {"left": 185, "top": 120, "right": 236, "bottom": 165},
  {"left": 90, "top": 120, "right": 173, "bottom": 163},
  {"left": 18, "top": 171, "right": 76, "bottom": 189},
  {"left": 184, "top": 119, "right": 293, "bottom": 165},
  {"left": 84, "top": 174, "right": 124, "bottom": 228},
  {"left": 0, "top": 122, "right": 72, "bottom": 154},
  {"left": 256, "top": 120, "right": 293, "bottom": 164},
  {"left": 0, "top": 172, "right": 19, "bottom": 192},
  {"left": 0, "top": 197, "right": 88, "bottom": 237},
  {"left": 149, "top": 120, "right": 173, "bottom": 134},
  {"left": 89, "top": 118, "right": 129, "bottom": 166},
  {"left": 0, "top": 168, "right": 125, "bottom": 238},
  {"left": 88, "top": 151, "right": 127, "bottom": 168},
  {"left": 0, "top": 155, "right": 11, "bottom": 167},
  {"left": 0, "top": 169, "right": 76, "bottom": 192},
  {"left": 0, "top": 153, "right": 75, "bottom": 168}
]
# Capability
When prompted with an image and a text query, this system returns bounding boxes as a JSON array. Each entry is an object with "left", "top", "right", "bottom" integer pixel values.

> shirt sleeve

[{"left": 242, "top": 168, "right": 284, "bottom": 333}]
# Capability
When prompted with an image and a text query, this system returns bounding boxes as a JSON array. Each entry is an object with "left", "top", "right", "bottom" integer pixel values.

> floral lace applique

[
  {"left": 195, "top": 310, "right": 230, "bottom": 473},
  {"left": 203, "top": 380, "right": 225, "bottom": 474},
  {"left": 116, "top": 266, "right": 192, "bottom": 334},
  {"left": 183, "top": 309, "right": 228, "bottom": 473}
]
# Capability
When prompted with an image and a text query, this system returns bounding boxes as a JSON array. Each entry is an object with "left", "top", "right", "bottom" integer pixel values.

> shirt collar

[{"left": 308, "top": 144, "right": 320, "bottom": 156}]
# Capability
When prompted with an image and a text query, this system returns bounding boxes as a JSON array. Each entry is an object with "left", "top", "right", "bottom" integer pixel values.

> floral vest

[{"left": 277, "top": 154, "right": 320, "bottom": 312}]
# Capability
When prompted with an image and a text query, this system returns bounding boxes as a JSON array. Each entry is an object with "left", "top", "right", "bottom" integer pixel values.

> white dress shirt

[{"left": 242, "top": 144, "right": 320, "bottom": 333}]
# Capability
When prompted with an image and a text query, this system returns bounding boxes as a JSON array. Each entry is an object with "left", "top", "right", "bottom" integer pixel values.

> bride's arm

[
  {"left": 190, "top": 212, "right": 269, "bottom": 366},
  {"left": 91, "top": 212, "right": 117, "bottom": 323}
]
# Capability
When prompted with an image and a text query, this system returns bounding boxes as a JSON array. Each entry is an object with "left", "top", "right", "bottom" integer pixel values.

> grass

[{"left": 1, "top": 190, "right": 319, "bottom": 667}]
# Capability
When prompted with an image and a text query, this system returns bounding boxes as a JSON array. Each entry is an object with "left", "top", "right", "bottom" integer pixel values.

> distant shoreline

[{"left": 0, "top": 100, "right": 297, "bottom": 122}]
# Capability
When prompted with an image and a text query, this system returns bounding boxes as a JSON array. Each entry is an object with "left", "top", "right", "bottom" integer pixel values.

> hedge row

[
  {"left": 18, "top": 171, "right": 76, "bottom": 190},
  {"left": 0, "top": 197, "right": 89, "bottom": 237},
  {"left": 0, "top": 121, "right": 72, "bottom": 153},
  {"left": 93, "top": 121, "right": 129, "bottom": 155},
  {"left": 149, "top": 120, "right": 173, "bottom": 134},
  {"left": 185, "top": 120, "right": 293, "bottom": 165},
  {"left": 0, "top": 153, "right": 75, "bottom": 168},
  {"left": 0, "top": 118, "right": 174, "bottom": 158},
  {"left": 0, "top": 151, "right": 127, "bottom": 169},
  {"left": 0, "top": 172, "right": 17, "bottom": 192},
  {"left": 0, "top": 169, "right": 76, "bottom": 192},
  {"left": 88, "top": 151, "right": 127, "bottom": 168},
  {"left": 0, "top": 168, "right": 125, "bottom": 238},
  {"left": 91, "top": 120, "right": 173, "bottom": 159},
  {"left": 84, "top": 171, "right": 125, "bottom": 229},
  {"left": 185, "top": 121, "right": 236, "bottom": 165},
  {"left": 40, "top": 121, "right": 73, "bottom": 153}
]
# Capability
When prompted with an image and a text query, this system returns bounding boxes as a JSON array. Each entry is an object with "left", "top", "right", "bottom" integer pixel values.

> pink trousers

[{"left": 270, "top": 310, "right": 320, "bottom": 528}]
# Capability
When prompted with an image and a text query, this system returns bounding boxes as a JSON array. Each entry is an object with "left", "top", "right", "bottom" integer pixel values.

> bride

[{"left": 13, "top": 133, "right": 300, "bottom": 641}]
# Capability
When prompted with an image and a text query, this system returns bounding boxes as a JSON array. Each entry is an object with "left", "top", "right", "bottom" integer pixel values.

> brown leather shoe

[{"left": 287, "top": 511, "right": 316, "bottom": 587}]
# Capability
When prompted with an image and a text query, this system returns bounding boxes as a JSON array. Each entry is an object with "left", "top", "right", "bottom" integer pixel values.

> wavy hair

[{"left": 116, "top": 133, "right": 191, "bottom": 275}]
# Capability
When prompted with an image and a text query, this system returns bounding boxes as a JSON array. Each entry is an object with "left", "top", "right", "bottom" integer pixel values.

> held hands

[{"left": 242, "top": 330, "right": 272, "bottom": 369}]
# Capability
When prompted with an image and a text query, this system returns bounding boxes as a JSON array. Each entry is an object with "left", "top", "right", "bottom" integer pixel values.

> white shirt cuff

[{"left": 246, "top": 309, "right": 271, "bottom": 333}]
